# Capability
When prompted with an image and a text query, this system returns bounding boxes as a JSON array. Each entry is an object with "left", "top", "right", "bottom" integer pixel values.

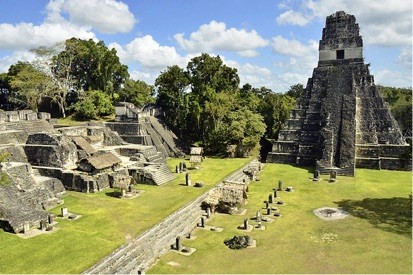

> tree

[
  {"left": 379, "top": 85, "right": 412, "bottom": 135},
  {"left": 285, "top": 83, "right": 303, "bottom": 99},
  {"left": 7, "top": 62, "right": 52, "bottom": 111},
  {"left": 30, "top": 43, "right": 74, "bottom": 118},
  {"left": 186, "top": 54, "right": 240, "bottom": 140},
  {"left": 118, "top": 79, "right": 154, "bottom": 108},
  {"left": 187, "top": 53, "right": 239, "bottom": 99},
  {"left": 259, "top": 92, "right": 296, "bottom": 139},
  {"left": 70, "top": 90, "right": 114, "bottom": 120},
  {"left": 227, "top": 108, "right": 266, "bottom": 157},
  {"left": 155, "top": 65, "right": 190, "bottom": 135},
  {"left": 55, "top": 38, "right": 129, "bottom": 96}
]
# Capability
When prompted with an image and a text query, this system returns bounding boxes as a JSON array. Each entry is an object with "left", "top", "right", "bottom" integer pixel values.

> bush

[{"left": 70, "top": 90, "right": 114, "bottom": 119}]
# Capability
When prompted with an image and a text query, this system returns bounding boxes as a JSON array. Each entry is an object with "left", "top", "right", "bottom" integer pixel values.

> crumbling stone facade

[
  {"left": 267, "top": 11, "right": 411, "bottom": 175},
  {"left": 0, "top": 162, "right": 65, "bottom": 233},
  {"left": 106, "top": 102, "right": 184, "bottom": 158}
]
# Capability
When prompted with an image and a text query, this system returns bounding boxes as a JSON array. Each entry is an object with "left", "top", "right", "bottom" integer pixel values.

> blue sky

[{"left": 0, "top": 0, "right": 411, "bottom": 92}]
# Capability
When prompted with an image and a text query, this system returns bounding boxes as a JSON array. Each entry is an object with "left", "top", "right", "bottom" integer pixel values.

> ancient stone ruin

[
  {"left": 0, "top": 110, "right": 64, "bottom": 233},
  {"left": 203, "top": 160, "right": 262, "bottom": 214},
  {"left": 189, "top": 147, "right": 203, "bottom": 169},
  {"left": 267, "top": 11, "right": 411, "bottom": 175},
  {"left": 0, "top": 108, "right": 176, "bottom": 233},
  {"left": 224, "top": 235, "right": 253, "bottom": 249},
  {"left": 106, "top": 102, "right": 184, "bottom": 158}
]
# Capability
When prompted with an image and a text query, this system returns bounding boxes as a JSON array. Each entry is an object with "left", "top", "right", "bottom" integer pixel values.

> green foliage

[
  {"left": 155, "top": 65, "right": 190, "bottom": 136},
  {"left": 70, "top": 90, "right": 114, "bottom": 119},
  {"left": 0, "top": 172, "right": 10, "bottom": 186},
  {"left": 155, "top": 54, "right": 269, "bottom": 155},
  {"left": 285, "top": 83, "right": 304, "bottom": 99},
  {"left": 7, "top": 62, "right": 52, "bottom": 111},
  {"left": 378, "top": 85, "right": 412, "bottom": 135},
  {"left": 118, "top": 79, "right": 154, "bottom": 108},
  {"left": 0, "top": 152, "right": 10, "bottom": 162},
  {"left": 0, "top": 152, "right": 10, "bottom": 186},
  {"left": 56, "top": 38, "right": 129, "bottom": 95},
  {"left": 258, "top": 92, "right": 296, "bottom": 139}
]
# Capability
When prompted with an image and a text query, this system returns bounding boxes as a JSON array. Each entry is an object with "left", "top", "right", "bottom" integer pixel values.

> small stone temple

[{"left": 267, "top": 11, "right": 411, "bottom": 175}]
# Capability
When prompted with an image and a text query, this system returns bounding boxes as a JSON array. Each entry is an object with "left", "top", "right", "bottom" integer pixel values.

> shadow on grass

[
  {"left": 335, "top": 195, "right": 412, "bottom": 238},
  {"left": 105, "top": 191, "right": 122, "bottom": 198}
]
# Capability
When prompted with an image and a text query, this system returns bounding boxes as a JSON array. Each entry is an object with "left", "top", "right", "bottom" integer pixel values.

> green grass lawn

[
  {"left": 0, "top": 157, "right": 251, "bottom": 274},
  {"left": 148, "top": 164, "right": 412, "bottom": 274}
]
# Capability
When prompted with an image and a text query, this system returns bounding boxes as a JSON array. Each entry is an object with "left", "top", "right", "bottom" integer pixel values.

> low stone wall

[
  {"left": 84, "top": 160, "right": 259, "bottom": 274},
  {"left": 84, "top": 192, "right": 207, "bottom": 274}
]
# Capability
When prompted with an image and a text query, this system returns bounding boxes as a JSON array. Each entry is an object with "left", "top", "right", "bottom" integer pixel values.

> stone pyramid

[{"left": 267, "top": 11, "right": 410, "bottom": 176}]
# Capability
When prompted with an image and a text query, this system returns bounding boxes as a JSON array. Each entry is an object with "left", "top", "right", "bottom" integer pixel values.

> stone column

[
  {"left": 185, "top": 172, "right": 191, "bottom": 186},
  {"left": 40, "top": 220, "right": 47, "bottom": 231},
  {"left": 264, "top": 201, "right": 269, "bottom": 209},
  {"left": 48, "top": 214, "right": 54, "bottom": 224},
  {"left": 273, "top": 189, "right": 278, "bottom": 198},
  {"left": 179, "top": 162, "right": 184, "bottom": 172},
  {"left": 256, "top": 210, "right": 261, "bottom": 222},
  {"left": 61, "top": 207, "right": 68, "bottom": 217},
  {"left": 313, "top": 170, "right": 320, "bottom": 181},
  {"left": 269, "top": 193, "right": 274, "bottom": 203},
  {"left": 330, "top": 170, "right": 337, "bottom": 182},
  {"left": 175, "top": 236, "right": 181, "bottom": 251},
  {"left": 278, "top": 180, "right": 283, "bottom": 191},
  {"left": 200, "top": 217, "right": 205, "bottom": 228},
  {"left": 243, "top": 218, "right": 249, "bottom": 230},
  {"left": 206, "top": 207, "right": 211, "bottom": 218},
  {"left": 266, "top": 208, "right": 271, "bottom": 215},
  {"left": 23, "top": 222, "right": 30, "bottom": 235},
  {"left": 175, "top": 165, "right": 179, "bottom": 173}
]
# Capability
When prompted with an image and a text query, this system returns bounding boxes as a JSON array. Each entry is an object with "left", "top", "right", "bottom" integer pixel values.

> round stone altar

[{"left": 313, "top": 207, "right": 349, "bottom": 220}]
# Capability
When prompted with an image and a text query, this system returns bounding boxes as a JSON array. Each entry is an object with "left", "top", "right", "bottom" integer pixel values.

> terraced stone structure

[
  {"left": 106, "top": 102, "right": 184, "bottom": 158},
  {"left": 0, "top": 109, "right": 176, "bottom": 233},
  {"left": 267, "top": 11, "right": 410, "bottom": 176}
]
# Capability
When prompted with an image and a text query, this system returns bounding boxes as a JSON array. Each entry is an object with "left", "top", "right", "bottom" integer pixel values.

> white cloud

[
  {"left": 109, "top": 35, "right": 191, "bottom": 69},
  {"left": 374, "top": 69, "right": 412, "bottom": 88},
  {"left": 59, "top": 0, "right": 136, "bottom": 34},
  {"left": 238, "top": 50, "right": 259, "bottom": 58},
  {"left": 174, "top": 20, "right": 268, "bottom": 56},
  {"left": 0, "top": 22, "right": 95, "bottom": 50},
  {"left": 397, "top": 47, "right": 412, "bottom": 70},
  {"left": 129, "top": 70, "right": 155, "bottom": 84},
  {"left": 0, "top": 51, "right": 36, "bottom": 72},
  {"left": 276, "top": 10, "right": 312, "bottom": 26},
  {"left": 220, "top": 57, "right": 283, "bottom": 91},
  {"left": 272, "top": 35, "right": 318, "bottom": 58},
  {"left": 278, "top": 0, "right": 412, "bottom": 47},
  {"left": 0, "top": 0, "right": 136, "bottom": 51}
]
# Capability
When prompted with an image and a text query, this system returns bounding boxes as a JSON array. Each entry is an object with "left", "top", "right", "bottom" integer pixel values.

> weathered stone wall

[
  {"left": 106, "top": 115, "right": 184, "bottom": 158},
  {"left": 84, "top": 192, "right": 206, "bottom": 274},
  {"left": 0, "top": 130, "right": 29, "bottom": 145},
  {"left": 0, "top": 162, "right": 65, "bottom": 233},
  {"left": 84, "top": 160, "right": 260, "bottom": 274},
  {"left": 0, "top": 145, "right": 28, "bottom": 162}
]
